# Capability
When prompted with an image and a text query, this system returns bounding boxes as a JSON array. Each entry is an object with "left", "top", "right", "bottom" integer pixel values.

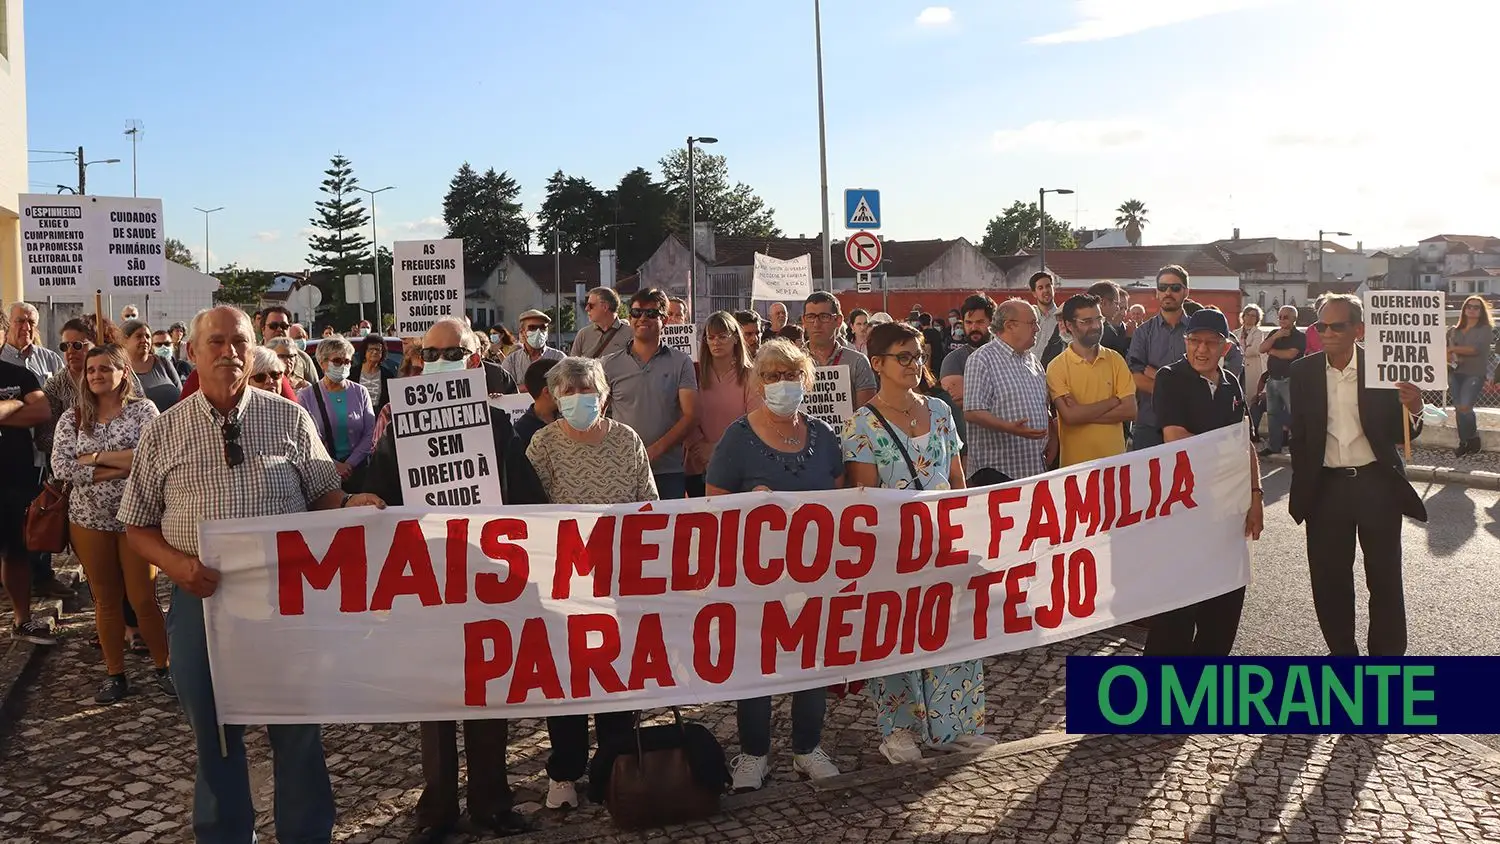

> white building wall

[{"left": 0, "top": 0, "right": 28, "bottom": 306}]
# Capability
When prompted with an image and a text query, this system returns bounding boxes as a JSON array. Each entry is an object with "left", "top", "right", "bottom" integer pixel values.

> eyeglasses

[
  {"left": 629, "top": 308, "right": 662, "bottom": 320},
  {"left": 803, "top": 312, "right": 838, "bottom": 324},
  {"left": 222, "top": 421, "right": 244, "bottom": 468},
  {"left": 879, "top": 352, "right": 927, "bottom": 367},
  {"left": 759, "top": 370, "right": 804, "bottom": 383},
  {"left": 419, "top": 346, "right": 471, "bottom": 363},
  {"left": 1314, "top": 320, "right": 1357, "bottom": 334},
  {"left": 153, "top": 341, "right": 173, "bottom": 348},
  {"left": 1157, "top": 283, "right": 1185, "bottom": 293},
  {"left": 1070, "top": 316, "right": 1103, "bottom": 328},
  {"left": 325, "top": 357, "right": 351, "bottom": 366},
  {"left": 249, "top": 372, "right": 281, "bottom": 385},
  {"left": 58, "top": 341, "right": 91, "bottom": 352},
  {"left": 265, "top": 321, "right": 289, "bottom": 331}
]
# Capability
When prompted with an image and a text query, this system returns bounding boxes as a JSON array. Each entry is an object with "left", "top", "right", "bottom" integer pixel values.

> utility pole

[{"left": 77, "top": 146, "right": 86, "bottom": 195}]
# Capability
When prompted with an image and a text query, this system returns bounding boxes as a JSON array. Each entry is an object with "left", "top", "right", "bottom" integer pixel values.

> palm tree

[{"left": 1115, "top": 199, "right": 1149, "bottom": 246}]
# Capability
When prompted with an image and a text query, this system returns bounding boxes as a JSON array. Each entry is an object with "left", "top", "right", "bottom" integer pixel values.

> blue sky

[{"left": 23, "top": 0, "right": 1500, "bottom": 271}]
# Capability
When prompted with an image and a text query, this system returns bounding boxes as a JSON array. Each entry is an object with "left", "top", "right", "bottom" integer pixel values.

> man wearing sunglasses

[
  {"left": 119, "top": 306, "right": 385, "bottom": 844},
  {"left": 1287, "top": 294, "right": 1426, "bottom": 658},
  {"left": 261, "top": 305, "right": 318, "bottom": 384},
  {"left": 362, "top": 316, "right": 527, "bottom": 841},
  {"left": 1126, "top": 264, "right": 1194, "bottom": 450},
  {"left": 601, "top": 288, "right": 699, "bottom": 499},
  {"left": 571, "top": 286, "right": 631, "bottom": 359}
]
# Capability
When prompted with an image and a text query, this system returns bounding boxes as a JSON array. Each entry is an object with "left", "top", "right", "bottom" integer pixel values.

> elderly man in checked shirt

[
  {"left": 962, "top": 299, "right": 1057, "bottom": 485},
  {"left": 119, "top": 306, "right": 385, "bottom": 844}
]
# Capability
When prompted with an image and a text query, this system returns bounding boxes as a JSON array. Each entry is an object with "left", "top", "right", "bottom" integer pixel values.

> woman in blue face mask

[
  {"left": 521, "top": 356, "right": 657, "bottom": 811},
  {"left": 703, "top": 338, "right": 846, "bottom": 794},
  {"left": 296, "top": 335, "right": 376, "bottom": 492}
]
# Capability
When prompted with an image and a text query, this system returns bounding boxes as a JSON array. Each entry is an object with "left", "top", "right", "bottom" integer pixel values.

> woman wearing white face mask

[
  {"left": 523, "top": 356, "right": 656, "bottom": 810},
  {"left": 500, "top": 310, "right": 565, "bottom": 392},
  {"left": 296, "top": 335, "right": 376, "bottom": 492},
  {"left": 704, "top": 338, "right": 845, "bottom": 793}
]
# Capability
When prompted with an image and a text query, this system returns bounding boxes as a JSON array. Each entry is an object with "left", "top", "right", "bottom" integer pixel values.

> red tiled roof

[
  {"left": 1446, "top": 267, "right": 1500, "bottom": 278},
  {"left": 508, "top": 254, "right": 618, "bottom": 295},
  {"left": 1041, "top": 245, "right": 1237, "bottom": 281},
  {"left": 712, "top": 237, "right": 961, "bottom": 280}
]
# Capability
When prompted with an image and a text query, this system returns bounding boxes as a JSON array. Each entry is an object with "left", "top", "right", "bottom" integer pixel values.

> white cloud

[
  {"left": 253, "top": 230, "right": 280, "bottom": 243},
  {"left": 915, "top": 6, "right": 953, "bottom": 26},
  {"left": 1030, "top": 0, "right": 1276, "bottom": 45},
  {"left": 297, "top": 226, "right": 320, "bottom": 240},
  {"left": 991, "top": 119, "right": 1155, "bottom": 154}
]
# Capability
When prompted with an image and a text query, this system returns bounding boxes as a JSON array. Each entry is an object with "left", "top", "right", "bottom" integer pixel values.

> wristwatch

[{"left": 340, "top": 493, "right": 354, "bottom": 508}]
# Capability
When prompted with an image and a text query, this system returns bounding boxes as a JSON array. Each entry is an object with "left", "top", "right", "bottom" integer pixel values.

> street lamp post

[
  {"left": 686, "top": 136, "right": 718, "bottom": 316},
  {"left": 193, "top": 206, "right": 223, "bottom": 274},
  {"left": 814, "top": 0, "right": 833, "bottom": 292},
  {"left": 1315, "top": 230, "right": 1352, "bottom": 287},
  {"left": 1038, "top": 188, "right": 1075, "bottom": 271},
  {"left": 355, "top": 186, "right": 396, "bottom": 330},
  {"left": 33, "top": 148, "right": 120, "bottom": 195}
]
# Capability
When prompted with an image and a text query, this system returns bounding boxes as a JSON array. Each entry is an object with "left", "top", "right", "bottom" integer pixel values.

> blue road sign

[{"left": 844, "top": 189, "right": 881, "bottom": 230}]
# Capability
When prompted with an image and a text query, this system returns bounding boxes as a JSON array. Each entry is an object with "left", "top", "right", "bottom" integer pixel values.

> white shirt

[
  {"left": 1035, "top": 303, "right": 1058, "bottom": 353},
  {"left": 1324, "top": 356, "right": 1377, "bottom": 468}
]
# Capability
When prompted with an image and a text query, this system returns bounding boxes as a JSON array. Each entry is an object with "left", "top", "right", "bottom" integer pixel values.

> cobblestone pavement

[{"left": 5, "top": 577, "right": 1500, "bottom": 843}]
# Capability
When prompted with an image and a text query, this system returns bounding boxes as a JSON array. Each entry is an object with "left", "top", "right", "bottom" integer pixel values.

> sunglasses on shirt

[{"left": 222, "top": 421, "right": 244, "bottom": 468}]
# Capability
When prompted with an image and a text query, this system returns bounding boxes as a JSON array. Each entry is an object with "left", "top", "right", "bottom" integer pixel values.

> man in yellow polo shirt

[{"left": 1046, "top": 293, "right": 1138, "bottom": 466}]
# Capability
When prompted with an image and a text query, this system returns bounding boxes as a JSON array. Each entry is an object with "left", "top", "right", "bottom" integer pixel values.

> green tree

[
  {"left": 1114, "top": 199, "right": 1149, "bottom": 246},
  {"left": 306, "top": 154, "right": 371, "bottom": 328},
  {"left": 980, "top": 201, "right": 1077, "bottom": 254},
  {"left": 659, "top": 149, "right": 780, "bottom": 239},
  {"left": 212, "top": 263, "right": 279, "bottom": 305},
  {"left": 536, "top": 170, "right": 611, "bottom": 254},
  {"left": 165, "top": 237, "right": 198, "bottom": 270},
  {"left": 542, "top": 303, "right": 577, "bottom": 332},
  {"left": 443, "top": 163, "right": 531, "bottom": 273},
  {"left": 605, "top": 167, "right": 675, "bottom": 272}
]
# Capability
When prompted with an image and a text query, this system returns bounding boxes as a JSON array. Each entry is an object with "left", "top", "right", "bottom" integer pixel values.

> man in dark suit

[{"left": 1287, "top": 294, "right": 1426, "bottom": 657}]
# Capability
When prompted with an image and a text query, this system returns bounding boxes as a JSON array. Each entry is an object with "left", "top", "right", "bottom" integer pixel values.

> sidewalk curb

[
  {"left": 1433, "top": 733, "right": 1500, "bottom": 764},
  {"left": 1263, "top": 453, "right": 1500, "bottom": 490}
]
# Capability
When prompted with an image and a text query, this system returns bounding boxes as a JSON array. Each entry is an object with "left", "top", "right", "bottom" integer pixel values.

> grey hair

[
  {"left": 248, "top": 346, "right": 283, "bottom": 376},
  {"left": 188, "top": 306, "right": 253, "bottom": 346},
  {"left": 430, "top": 316, "right": 479, "bottom": 352},
  {"left": 1318, "top": 293, "right": 1364, "bottom": 323},
  {"left": 316, "top": 334, "right": 355, "bottom": 363},
  {"left": 545, "top": 356, "right": 609, "bottom": 401},
  {"left": 1277, "top": 304, "right": 1299, "bottom": 317},
  {"left": 8, "top": 301, "right": 39, "bottom": 323},
  {"left": 265, "top": 336, "right": 297, "bottom": 353}
]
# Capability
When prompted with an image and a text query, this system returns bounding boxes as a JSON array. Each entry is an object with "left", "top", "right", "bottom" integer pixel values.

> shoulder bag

[
  {"left": 310, "top": 383, "right": 342, "bottom": 459},
  {"left": 26, "top": 479, "right": 70, "bottom": 554},
  {"left": 864, "top": 402, "right": 926, "bottom": 492},
  {"left": 590, "top": 323, "right": 623, "bottom": 358},
  {"left": 592, "top": 708, "right": 728, "bottom": 830}
]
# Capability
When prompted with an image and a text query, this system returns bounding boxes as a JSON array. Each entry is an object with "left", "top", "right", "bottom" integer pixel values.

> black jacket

[{"left": 1287, "top": 348, "right": 1426, "bottom": 525}]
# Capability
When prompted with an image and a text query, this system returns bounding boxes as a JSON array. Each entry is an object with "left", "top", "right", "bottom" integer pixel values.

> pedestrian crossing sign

[{"left": 844, "top": 189, "right": 881, "bottom": 230}]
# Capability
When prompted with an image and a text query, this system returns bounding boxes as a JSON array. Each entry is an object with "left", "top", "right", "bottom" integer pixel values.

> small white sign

[
  {"left": 393, "top": 239, "right": 465, "bottom": 339},
  {"left": 387, "top": 369, "right": 503, "bottom": 506},
  {"left": 751, "top": 253, "right": 812, "bottom": 302},
  {"left": 19, "top": 194, "right": 166, "bottom": 299},
  {"left": 487, "top": 392, "right": 531, "bottom": 426},
  {"left": 1363, "top": 291, "right": 1447, "bottom": 391},
  {"left": 806, "top": 365, "right": 854, "bottom": 430},
  {"left": 660, "top": 322, "right": 699, "bottom": 362}
]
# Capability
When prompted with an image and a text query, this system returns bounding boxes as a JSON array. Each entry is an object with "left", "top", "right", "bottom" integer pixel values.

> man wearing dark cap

[{"left": 1144, "top": 308, "right": 1264, "bottom": 655}]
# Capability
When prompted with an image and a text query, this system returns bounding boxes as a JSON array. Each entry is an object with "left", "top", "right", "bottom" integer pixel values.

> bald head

[{"left": 422, "top": 317, "right": 481, "bottom": 370}]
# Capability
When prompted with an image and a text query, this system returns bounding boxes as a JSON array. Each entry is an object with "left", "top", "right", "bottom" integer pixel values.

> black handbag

[{"left": 589, "top": 709, "right": 728, "bottom": 830}]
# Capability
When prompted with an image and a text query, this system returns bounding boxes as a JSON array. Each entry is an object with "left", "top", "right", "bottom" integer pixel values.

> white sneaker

[
  {"left": 545, "top": 779, "right": 578, "bottom": 809},
  {"left": 878, "top": 729, "right": 924, "bottom": 765},
  {"left": 929, "top": 732, "right": 999, "bottom": 753},
  {"left": 730, "top": 753, "right": 769, "bottom": 792},
  {"left": 792, "top": 746, "right": 841, "bottom": 780}
]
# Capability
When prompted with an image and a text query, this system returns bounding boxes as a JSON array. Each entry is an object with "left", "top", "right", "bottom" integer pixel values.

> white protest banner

[
  {"left": 393, "top": 238, "right": 465, "bottom": 339},
  {"left": 488, "top": 393, "right": 531, "bottom": 425},
  {"left": 387, "top": 369, "right": 502, "bottom": 507},
  {"left": 661, "top": 322, "right": 699, "bottom": 361},
  {"left": 19, "top": 194, "right": 166, "bottom": 299},
  {"left": 806, "top": 365, "right": 854, "bottom": 430},
  {"left": 199, "top": 425, "right": 1252, "bottom": 724},
  {"left": 752, "top": 252, "right": 812, "bottom": 302},
  {"left": 1364, "top": 291, "right": 1447, "bottom": 391}
]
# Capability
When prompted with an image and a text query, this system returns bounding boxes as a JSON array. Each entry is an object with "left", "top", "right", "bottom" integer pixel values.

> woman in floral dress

[{"left": 841, "top": 321, "right": 995, "bottom": 764}]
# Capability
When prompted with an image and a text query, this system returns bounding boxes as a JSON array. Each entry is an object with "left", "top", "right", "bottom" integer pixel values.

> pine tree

[
  {"left": 443, "top": 163, "right": 530, "bottom": 273},
  {"left": 306, "top": 154, "right": 371, "bottom": 283}
]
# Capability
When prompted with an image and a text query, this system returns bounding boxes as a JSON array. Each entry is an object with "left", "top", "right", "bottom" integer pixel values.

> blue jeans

[
  {"left": 1130, "top": 424, "right": 1163, "bottom": 451},
  {"left": 737, "top": 687, "right": 827, "bottom": 757},
  {"left": 168, "top": 587, "right": 335, "bottom": 844},
  {"left": 653, "top": 472, "right": 686, "bottom": 500},
  {"left": 1452, "top": 372, "right": 1484, "bottom": 442},
  {"left": 1265, "top": 378, "right": 1292, "bottom": 452}
]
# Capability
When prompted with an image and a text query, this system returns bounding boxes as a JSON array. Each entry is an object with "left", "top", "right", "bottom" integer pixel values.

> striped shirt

[
  {"left": 963, "top": 338, "right": 1050, "bottom": 480},
  {"left": 117, "top": 388, "right": 340, "bottom": 557}
]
